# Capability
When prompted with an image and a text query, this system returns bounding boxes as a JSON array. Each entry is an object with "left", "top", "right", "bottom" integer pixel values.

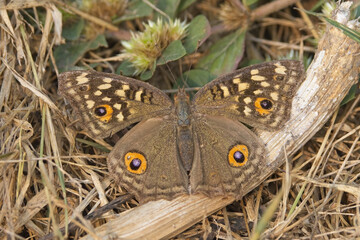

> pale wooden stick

[{"left": 80, "top": 2, "right": 360, "bottom": 239}]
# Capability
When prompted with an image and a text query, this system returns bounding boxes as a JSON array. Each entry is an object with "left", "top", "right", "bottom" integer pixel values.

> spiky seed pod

[{"left": 121, "top": 18, "right": 189, "bottom": 75}]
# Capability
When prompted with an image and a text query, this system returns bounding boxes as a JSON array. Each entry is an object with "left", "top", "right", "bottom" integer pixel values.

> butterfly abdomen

[
  {"left": 174, "top": 89, "right": 195, "bottom": 172},
  {"left": 177, "top": 126, "right": 194, "bottom": 172}
]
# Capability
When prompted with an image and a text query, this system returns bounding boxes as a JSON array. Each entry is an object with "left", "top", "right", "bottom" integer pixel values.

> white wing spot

[
  {"left": 86, "top": 100, "right": 95, "bottom": 109},
  {"left": 288, "top": 77, "right": 296, "bottom": 84},
  {"left": 251, "top": 75, "right": 266, "bottom": 81},
  {"left": 244, "top": 106, "right": 252, "bottom": 116},
  {"left": 68, "top": 89, "right": 76, "bottom": 94},
  {"left": 116, "top": 90, "right": 126, "bottom": 97},
  {"left": 114, "top": 103, "right": 122, "bottom": 110},
  {"left": 251, "top": 69, "right": 259, "bottom": 75},
  {"left": 253, "top": 89, "right": 263, "bottom": 95},
  {"left": 135, "top": 90, "right": 143, "bottom": 101},
  {"left": 76, "top": 73, "right": 89, "bottom": 84},
  {"left": 94, "top": 90, "right": 102, "bottom": 96},
  {"left": 116, "top": 112, "right": 124, "bottom": 121},
  {"left": 220, "top": 85, "right": 230, "bottom": 97},
  {"left": 234, "top": 73, "right": 242, "bottom": 78},
  {"left": 274, "top": 63, "right": 287, "bottom": 74},
  {"left": 115, "top": 84, "right": 130, "bottom": 97},
  {"left": 270, "top": 92, "right": 279, "bottom": 101},
  {"left": 260, "top": 81, "right": 270, "bottom": 87},
  {"left": 103, "top": 78, "right": 112, "bottom": 83},
  {"left": 243, "top": 97, "right": 252, "bottom": 104},
  {"left": 283, "top": 85, "right": 290, "bottom": 91},
  {"left": 98, "top": 84, "right": 112, "bottom": 90},
  {"left": 122, "top": 84, "right": 130, "bottom": 90},
  {"left": 84, "top": 95, "right": 89, "bottom": 99},
  {"left": 233, "top": 78, "right": 241, "bottom": 84},
  {"left": 237, "top": 83, "right": 249, "bottom": 92},
  {"left": 102, "top": 97, "right": 111, "bottom": 101}
]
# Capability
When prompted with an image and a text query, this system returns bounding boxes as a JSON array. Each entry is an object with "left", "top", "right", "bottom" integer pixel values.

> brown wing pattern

[
  {"left": 193, "top": 60, "right": 305, "bottom": 130},
  {"left": 58, "top": 70, "right": 173, "bottom": 138},
  {"left": 190, "top": 115, "right": 266, "bottom": 198},
  {"left": 108, "top": 117, "right": 189, "bottom": 203}
]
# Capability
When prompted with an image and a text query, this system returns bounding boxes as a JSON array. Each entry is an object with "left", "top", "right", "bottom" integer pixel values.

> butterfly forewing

[
  {"left": 192, "top": 60, "right": 305, "bottom": 130},
  {"left": 58, "top": 70, "right": 173, "bottom": 138}
]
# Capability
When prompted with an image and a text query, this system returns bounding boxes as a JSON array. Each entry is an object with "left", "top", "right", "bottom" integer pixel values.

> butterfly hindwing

[
  {"left": 193, "top": 60, "right": 304, "bottom": 130},
  {"left": 58, "top": 70, "right": 173, "bottom": 138},
  {"left": 107, "top": 117, "right": 189, "bottom": 203},
  {"left": 190, "top": 115, "right": 266, "bottom": 198}
]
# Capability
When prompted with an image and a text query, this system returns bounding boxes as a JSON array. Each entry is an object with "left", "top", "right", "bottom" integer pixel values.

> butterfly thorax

[{"left": 174, "top": 89, "right": 194, "bottom": 172}]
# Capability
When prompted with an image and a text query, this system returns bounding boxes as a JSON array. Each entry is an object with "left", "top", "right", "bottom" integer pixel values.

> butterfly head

[{"left": 174, "top": 88, "right": 190, "bottom": 103}]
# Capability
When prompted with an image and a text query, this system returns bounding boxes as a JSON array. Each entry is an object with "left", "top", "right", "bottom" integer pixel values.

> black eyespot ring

[
  {"left": 94, "top": 106, "right": 107, "bottom": 116},
  {"left": 260, "top": 99, "right": 273, "bottom": 110},
  {"left": 125, "top": 152, "right": 147, "bottom": 174},
  {"left": 79, "top": 85, "right": 90, "bottom": 91},
  {"left": 255, "top": 98, "right": 274, "bottom": 116},
  {"left": 228, "top": 145, "right": 248, "bottom": 167},
  {"left": 274, "top": 75, "right": 284, "bottom": 81},
  {"left": 93, "top": 105, "right": 113, "bottom": 123}
]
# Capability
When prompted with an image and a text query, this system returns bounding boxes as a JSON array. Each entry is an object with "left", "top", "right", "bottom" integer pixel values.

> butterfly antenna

[
  {"left": 182, "top": 40, "right": 201, "bottom": 93},
  {"left": 165, "top": 39, "right": 201, "bottom": 93}
]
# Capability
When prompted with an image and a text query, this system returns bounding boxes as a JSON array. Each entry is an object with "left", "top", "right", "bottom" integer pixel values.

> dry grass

[{"left": 0, "top": 1, "right": 359, "bottom": 239}]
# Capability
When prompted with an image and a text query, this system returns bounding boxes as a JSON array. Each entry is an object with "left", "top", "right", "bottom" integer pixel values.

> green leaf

[
  {"left": 244, "top": 0, "right": 260, "bottom": 7},
  {"left": 113, "top": 0, "right": 152, "bottom": 23},
  {"left": 62, "top": 18, "right": 85, "bottom": 40},
  {"left": 140, "top": 70, "right": 153, "bottom": 80},
  {"left": 354, "top": 4, "right": 360, "bottom": 18},
  {"left": 76, "top": 138, "right": 110, "bottom": 153},
  {"left": 301, "top": 9, "right": 360, "bottom": 44},
  {"left": 117, "top": 61, "right": 155, "bottom": 80},
  {"left": 116, "top": 60, "right": 137, "bottom": 76},
  {"left": 341, "top": 82, "right": 359, "bottom": 106},
  {"left": 178, "top": 0, "right": 197, "bottom": 12},
  {"left": 175, "top": 69, "right": 216, "bottom": 88},
  {"left": 140, "top": 61, "right": 156, "bottom": 80},
  {"left": 54, "top": 35, "right": 108, "bottom": 72},
  {"left": 196, "top": 28, "right": 246, "bottom": 76},
  {"left": 323, "top": 16, "right": 360, "bottom": 44},
  {"left": 157, "top": 40, "right": 187, "bottom": 65},
  {"left": 154, "top": 0, "right": 180, "bottom": 20},
  {"left": 183, "top": 15, "right": 211, "bottom": 54}
]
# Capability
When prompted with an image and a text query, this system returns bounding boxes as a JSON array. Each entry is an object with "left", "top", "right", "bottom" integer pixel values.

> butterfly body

[
  {"left": 174, "top": 91, "right": 194, "bottom": 172},
  {"left": 58, "top": 60, "right": 305, "bottom": 203}
]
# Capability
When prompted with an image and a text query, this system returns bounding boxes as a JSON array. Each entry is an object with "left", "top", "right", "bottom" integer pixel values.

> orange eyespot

[
  {"left": 94, "top": 105, "right": 113, "bottom": 123},
  {"left": 124, "top": 152, "right": 147, "bottom": 174},
  {"left": 228, "top": 144, "right": 248, "bottom": 167},
  {"left": 255, "top": 97, "right": 273, "bottom": 116}
]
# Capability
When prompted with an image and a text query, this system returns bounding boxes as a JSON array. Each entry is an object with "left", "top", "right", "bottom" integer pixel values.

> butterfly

[{"left": 58, "top": 60, "right": 304, "bottom": 203}]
